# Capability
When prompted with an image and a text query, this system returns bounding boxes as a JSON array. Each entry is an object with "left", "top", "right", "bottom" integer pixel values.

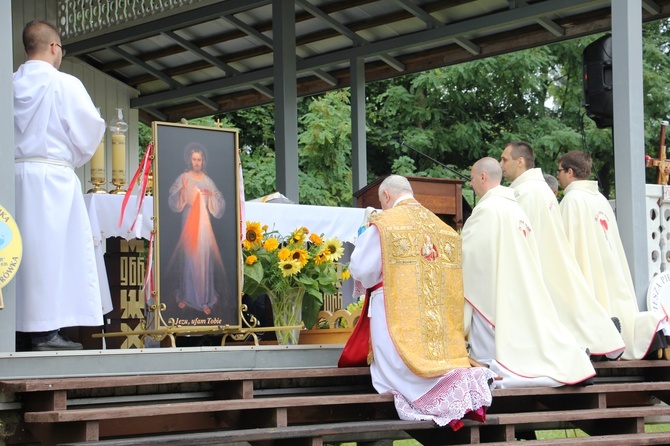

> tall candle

[
  {"left": 111, "top": 133, "right": 126, "bottom": 183},
  {"left": 90, "top": 138, "right": 105, "bottom": 182}
]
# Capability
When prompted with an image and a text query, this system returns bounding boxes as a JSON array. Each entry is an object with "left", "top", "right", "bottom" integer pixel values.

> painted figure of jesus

[{"left": 168, "top": 142, "right": 226, "bottom": 315}]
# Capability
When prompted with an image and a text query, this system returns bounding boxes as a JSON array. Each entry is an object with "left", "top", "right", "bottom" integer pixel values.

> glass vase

[{"left": 267, "top": 287, "right": 305, "bottom": 345}]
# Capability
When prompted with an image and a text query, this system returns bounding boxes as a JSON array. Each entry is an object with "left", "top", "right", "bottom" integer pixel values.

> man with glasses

[
  {"left": 14, "top": 20, "right": 105, "bottom": 351},
  {"left": 463, "top": 158, "right": 596, "bottom": 387},
  {"left": 500, "top": 141, "right": 625, "bottom": 361},
  {"left": 558, "top": 151, "right": 668, "bottom": 359}
]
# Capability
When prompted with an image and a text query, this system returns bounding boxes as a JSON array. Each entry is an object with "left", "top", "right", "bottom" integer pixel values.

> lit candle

[
  {"left": 111, "top": 133, "right": 126, "bottom": 183},
  {"left": 108, "top": 108, "right": 128, "bottom": 190},
  {"left": 90, "top": 137, "right": 105, "bottom": 182}
]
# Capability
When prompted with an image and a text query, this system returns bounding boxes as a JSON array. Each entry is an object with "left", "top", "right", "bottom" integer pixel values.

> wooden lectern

[{"left": 353, "top": 176, "right": 466, "bottom": 230}]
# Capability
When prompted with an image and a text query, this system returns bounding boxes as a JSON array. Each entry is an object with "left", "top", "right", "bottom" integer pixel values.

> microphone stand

[
  {"left": 394, "top": 136, "right": 477, "bottom": 207},
  {"left": 394, "top": 137, "right": 471, "bottom": 181}
]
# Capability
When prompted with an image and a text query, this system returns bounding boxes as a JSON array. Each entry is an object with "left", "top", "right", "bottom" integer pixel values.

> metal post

[
  {"left": 351, "top": 56, "right": 367, "bottom": 205},
  {"left": 273, "top": 0, "right": 299, "bottom": 203},
  {"left": 0, "top": 0, "right": 15, "bottom": 352},
  {"left": 611, "top": 0, "right": 648, "bottom": 308}
]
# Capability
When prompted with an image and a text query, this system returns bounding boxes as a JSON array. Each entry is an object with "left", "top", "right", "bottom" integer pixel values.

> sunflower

[
  {"left": 243, "top": 221, "right": 263, "bottom": 250},
  {"left": 277, "top": 247, "right": 291, "bottom": 261},
  {"left": 323, "top": 237, "right": 345, "bottom": 261},
  {"left": 290, "top": 227, "right": 307, "bottom": 244},
  {"left": 278, "top": 259, "right": 302, "bottom": 277},
  {"left": 309, "top": 233, "right": 323, "bottom": 245},
  {"left": 314, "top": 250, "right": 330, "bottom": 265},
  {"left": 263, "top": 237, "right": 279, "bottom": 252},
  {"left": 341, "top": 268, "right": 351, "bottom": 280},
  {"left": 245, "top": 255, "right": 258, "bottom": 265},
  {"left": 291, "top": 248, "right": 310, "bottom": 266}
]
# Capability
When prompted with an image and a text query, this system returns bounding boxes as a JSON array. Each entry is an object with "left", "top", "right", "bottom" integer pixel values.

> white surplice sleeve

[{"left": 349, "top": 224, "right": 383, "bottom": 289}]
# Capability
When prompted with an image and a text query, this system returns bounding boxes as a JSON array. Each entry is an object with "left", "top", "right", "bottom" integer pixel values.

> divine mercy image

[{"left": 167, "top": 142, "right": 227, "bottom": 316}]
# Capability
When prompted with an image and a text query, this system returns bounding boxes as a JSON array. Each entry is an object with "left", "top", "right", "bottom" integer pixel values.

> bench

[{"left": 3, "top": 361, "right": 670, "bottom": 446}]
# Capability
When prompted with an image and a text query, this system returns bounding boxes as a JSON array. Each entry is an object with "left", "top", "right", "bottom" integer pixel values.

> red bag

[{"left": 338, "top": 284, "right": 380, "bottom": 367}]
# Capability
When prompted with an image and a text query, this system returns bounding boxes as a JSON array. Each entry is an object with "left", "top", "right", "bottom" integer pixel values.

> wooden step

[
  {"left": 57, "top": 419, "right": 487, "bottom": 446},
  {"left": 25, "top": 393, "right": 394, "bottom": 423},
  {"left": 495, "top": 405, "right": 670, "bottom": 424},
  {"left": 0, "top": 367, "right": 373, "bottom": 393},
  {"left": 493, "top": 380, "right": 670, "bottom": 397}
]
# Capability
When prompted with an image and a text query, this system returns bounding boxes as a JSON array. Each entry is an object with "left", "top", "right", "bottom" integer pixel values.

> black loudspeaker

[{"left": 583, "top": 34, "right": 613, "bottom": 128}]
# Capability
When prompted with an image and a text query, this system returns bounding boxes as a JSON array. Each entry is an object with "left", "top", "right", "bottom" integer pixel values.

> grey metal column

[
  {"left": 611, "top": 0, "right": 648, "bottom": 308},
  {"left": 0, "top": 0, "right": 15, "bottom": 352},
  {"left": 273, "top": 0, "right": 299, "bottom": 203},
  {"left": 351, "top": 56, "right": 367, "bottom": 205}
]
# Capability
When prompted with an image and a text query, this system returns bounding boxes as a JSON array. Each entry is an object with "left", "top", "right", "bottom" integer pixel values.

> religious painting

[{"left": 153, "top": 122, "right": 241, "bottom": 328}]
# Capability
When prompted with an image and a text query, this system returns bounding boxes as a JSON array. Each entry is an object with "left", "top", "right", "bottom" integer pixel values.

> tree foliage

[{"left": 141, "top": 19, "right": 670, "bottom": 206}]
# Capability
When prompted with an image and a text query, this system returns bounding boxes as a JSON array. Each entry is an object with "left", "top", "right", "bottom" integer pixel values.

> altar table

[{"left": 85, "top": 194, "right": 367, "bottom": 314}]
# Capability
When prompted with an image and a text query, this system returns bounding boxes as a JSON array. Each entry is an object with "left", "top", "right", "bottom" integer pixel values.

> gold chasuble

[{"left": 371, "top": 199, "right": 470, "bottom": 378}]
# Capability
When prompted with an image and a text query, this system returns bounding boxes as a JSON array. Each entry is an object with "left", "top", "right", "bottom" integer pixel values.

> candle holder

[
  {"left": 109, "top": 108, "right": 129, "bottom": 195},
  {"left": 88, "top": 108, "right": 107, "bottom": 194}
]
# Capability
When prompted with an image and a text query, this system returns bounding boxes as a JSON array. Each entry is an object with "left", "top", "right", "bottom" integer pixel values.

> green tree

[
  {"left": 298, "top": 90, "right": 353, "bottom": 206},
  {"left": 140, "top": 19, "right": 670, "bottom": 205}
]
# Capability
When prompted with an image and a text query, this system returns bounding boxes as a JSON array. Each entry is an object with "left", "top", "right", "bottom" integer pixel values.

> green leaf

[
  {"left": 245, "top": 262, "right": 264, "bottom": 284},
  {"left": 302, "top": 289, "right": 323, "bottom": 330}
]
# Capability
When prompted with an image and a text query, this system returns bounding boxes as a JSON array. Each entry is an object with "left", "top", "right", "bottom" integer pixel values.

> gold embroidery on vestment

[{"left": 373, "top": 199, "right": 469, "bottom": 378}]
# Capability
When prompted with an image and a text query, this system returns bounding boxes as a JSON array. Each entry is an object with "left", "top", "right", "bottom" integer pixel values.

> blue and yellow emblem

[{"left": 0, "top": 204, "right": 22, "bottom": 310}]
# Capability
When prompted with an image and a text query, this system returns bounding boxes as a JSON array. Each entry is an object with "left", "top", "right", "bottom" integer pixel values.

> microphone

[{"left": 392, "top": 135, "right": 471, "bottom": 181}]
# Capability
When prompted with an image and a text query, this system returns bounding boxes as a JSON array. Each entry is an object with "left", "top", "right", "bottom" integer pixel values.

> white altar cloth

[
  {"left": 244, "top": 202, "right": 366, "bottom": 243},
  {"left": 84, "top": 194, "right": 368, "bottom": 314},
  {"left": 84, "top": 194, "right": 154, "bottom": 315}
]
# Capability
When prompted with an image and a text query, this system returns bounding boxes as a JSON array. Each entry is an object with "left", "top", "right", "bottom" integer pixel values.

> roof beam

[
  {"left": 391, "top": 0, "right": 443, "bottom": 29},
  {"left": 296, "top": 0, "right": 405, "bottom": 72},
  {"left": 132, "top": 67, "right": 275, "bottom": 108},
  {"left": 162, "top": 30, "right": 274, "bottom": 98},
  {"left": 511, "top": 0, "right": 566, "bottom": 37},
  {"left": 109, "top": 46, "right": 220, "bottom": 111},
  {"left": 642, "top": 0, "right": 662, "bottom": 14},
  {"left": 536, "top": 17, "right": 566, "bottom": 36},
  {"left": 142, "top": 107, "right": 168, "bottom": 121},
  {"left": 299, "top": 0, "right": 609, "bottom": 71},
  {"left": 222, "top": 13, "right": 337, "bottom": 86},
  {"left": 65, "top": 0, "right": 272, "bottom": 55},
  {"left": 453, "top": 37, "right": 481, "bottom": 55},
  {"left": 161, "top": 30, "right": 237, "bottom": 75},
  {"left": 108, "top": 46, "right": 181, "bottom": 89},
  {"left": 132, "top": 0, "right": 609, "bottom": 110}
]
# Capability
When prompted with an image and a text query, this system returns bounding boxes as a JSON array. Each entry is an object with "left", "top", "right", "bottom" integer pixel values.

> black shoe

[
  {"left": 579, "top": 377, "right": 595, "bottom": 386},
  {"left": 32, "top": 333, "right": 83, "bottom": 351},
  {"left": 644, "top": 332, "right": 669, "bottom": 360}
]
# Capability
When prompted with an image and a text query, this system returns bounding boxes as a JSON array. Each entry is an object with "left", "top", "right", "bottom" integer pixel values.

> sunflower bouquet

[{"left": 242, "top": 222, "right": 350, "bottom": 340}]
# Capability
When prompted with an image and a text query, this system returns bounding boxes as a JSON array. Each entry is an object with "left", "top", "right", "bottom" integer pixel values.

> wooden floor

[{"left": 1, "top": 360, "right": 670, "bottom": 445}]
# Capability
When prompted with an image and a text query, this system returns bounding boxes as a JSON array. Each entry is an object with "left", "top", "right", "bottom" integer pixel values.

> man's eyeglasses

[
  {"left": 53, "top": 43, "right": 66, "bottom": 57},
  {"left": 556, "top": 168, "right": 568, "bottom": 175}
]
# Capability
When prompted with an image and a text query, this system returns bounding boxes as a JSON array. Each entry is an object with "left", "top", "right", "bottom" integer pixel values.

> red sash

[{"left": 338, "top": 283, "right": 382, "bottom": 368}]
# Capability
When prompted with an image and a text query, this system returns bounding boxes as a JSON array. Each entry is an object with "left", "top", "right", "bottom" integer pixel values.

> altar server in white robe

[
  {"left": 347, "top": 175, "right": 496, "bottom": 429},
  {"left": 501, "top": 141, "right": 625, "bottom": 360},
  {"left": 14, "top": 20, "right": 106, "bottom": 350},
  {"left": 558, "top": 151, "right": 668, "bottom": 360},
  {"left": 463, "top": 158, "right": 595, "bottom": 388}
]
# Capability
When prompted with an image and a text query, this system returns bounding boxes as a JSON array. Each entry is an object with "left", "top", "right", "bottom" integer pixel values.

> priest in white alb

[
  {"left": 558, "top": 150, "right": 668, "bottom": 360},
  {"left": 14, "top": 20, "right": 106, "bottom": 351},
  {"left": 342, "top": 175, "right": 496, "bottom": 429},
  {"left": 463, "top": 158, "right": 596, "bottom": 388},
  {"left": 501, "top": 141, "right": 625, "bottom": 361}
]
